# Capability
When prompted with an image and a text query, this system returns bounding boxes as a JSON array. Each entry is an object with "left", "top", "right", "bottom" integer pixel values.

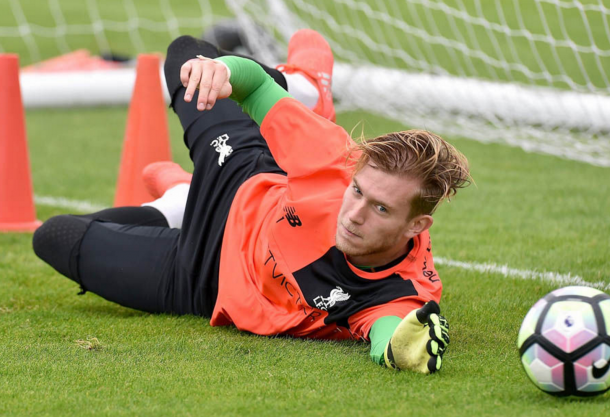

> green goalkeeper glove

[{"left": 383, "top": 301, "right": 449, "bottom": 374}]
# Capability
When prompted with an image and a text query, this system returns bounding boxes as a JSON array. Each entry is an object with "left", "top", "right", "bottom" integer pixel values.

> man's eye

[
  {"left": 353, "top": 186, "right": 362, "bottom": 195},
  {"left": 377, "top": 206, "right": 388, "bottom": 213}
]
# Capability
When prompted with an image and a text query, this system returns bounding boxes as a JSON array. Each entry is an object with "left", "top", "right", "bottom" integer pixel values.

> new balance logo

[
  {"left": 423, "top": 257, "right": 439, "bottom": 283},
  {"left": 276, "top": 206, "right": 302, "bottom": 227},
  {"left": 210, "top": 134, "right": 232, "bottom": 166},
  {"left": 313, "top": 286, "right": 351, "bottom": 311}
]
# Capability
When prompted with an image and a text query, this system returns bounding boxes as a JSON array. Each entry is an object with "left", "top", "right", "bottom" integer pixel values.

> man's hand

[
  {"left": 383, "top": 301, "right": 449, "bottom": 373},
  {"left": 180, "top": 56, "right": 232, "bottom": 111}
]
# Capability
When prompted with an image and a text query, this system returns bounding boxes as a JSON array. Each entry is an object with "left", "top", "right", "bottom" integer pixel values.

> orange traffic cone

[
  {"left": 0, "top": 54, "right": 42, "bottom": 232},
  {"left": 114, "top": 54, "right": 171, "bottom": 207}
]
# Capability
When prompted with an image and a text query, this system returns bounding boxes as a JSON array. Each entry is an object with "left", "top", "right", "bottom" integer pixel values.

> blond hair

[{"left": 353, "top": 130, "right": 471, "bottom": 217}]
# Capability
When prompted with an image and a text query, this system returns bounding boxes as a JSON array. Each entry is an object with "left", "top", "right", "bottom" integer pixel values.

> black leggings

[{"left": 33, "top": 36, "right": 286, "bottom": 317}]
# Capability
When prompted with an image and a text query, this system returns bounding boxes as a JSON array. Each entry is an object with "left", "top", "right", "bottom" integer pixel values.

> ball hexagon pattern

[
  {"left": 521, "top": 343, "right": 565, "bottom": 393},
  {"left": 541, "top": 301, "right": 598, "bottom": 353},
  {"left": 518, "top": 286, "right": 610, "bottom": 397},
  {"left": 574, "top": 343, "right": 610, "bottom": 392}
]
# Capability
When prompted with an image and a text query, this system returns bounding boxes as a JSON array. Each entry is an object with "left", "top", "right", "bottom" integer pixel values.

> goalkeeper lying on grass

[{"left": 33, "top": 30, "right": 469, "bottom": 373}]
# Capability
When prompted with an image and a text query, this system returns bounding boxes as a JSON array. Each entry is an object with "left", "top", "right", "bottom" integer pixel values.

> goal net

[
  {"left": 1, "top": 0, "right": 609, "bottom": 166},
  {"left": 227, "top": 0, "right": 610, "bottom": 167}
]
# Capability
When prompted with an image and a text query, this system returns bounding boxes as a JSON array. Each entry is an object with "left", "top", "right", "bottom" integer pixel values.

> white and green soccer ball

[{"left": 518, "top": 286, "right": 610, "bottom": 397}]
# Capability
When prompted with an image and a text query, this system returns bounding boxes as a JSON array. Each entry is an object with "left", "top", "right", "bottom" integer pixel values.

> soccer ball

[{"left": 517, "top": 286, "right": 610, "bottom": 397}]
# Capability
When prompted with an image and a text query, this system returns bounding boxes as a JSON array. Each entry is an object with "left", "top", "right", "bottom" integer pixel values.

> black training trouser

[{"left": 33, "top": 36, "right": 286, "bottom": 317}]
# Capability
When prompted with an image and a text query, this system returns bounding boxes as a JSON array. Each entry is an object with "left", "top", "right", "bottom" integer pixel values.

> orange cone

[
  {"left": 0, "top": 54, "right": 42, "bottom": 232},
  {"left": 114, "top": 54, "right": 171, "bottom": 207}
]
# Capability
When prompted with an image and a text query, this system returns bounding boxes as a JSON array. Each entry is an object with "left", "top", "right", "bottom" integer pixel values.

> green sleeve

[
  {"left": 369, "top": 316, "right": 402, "bottom": 366},
  {"left": 215, "top": 56, "right": 291, "bottom": 126}
]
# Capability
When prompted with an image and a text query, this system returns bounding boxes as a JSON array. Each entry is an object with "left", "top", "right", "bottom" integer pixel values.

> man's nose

[{"left": 348, "top": 200, "right": 366, "bottom": 225}]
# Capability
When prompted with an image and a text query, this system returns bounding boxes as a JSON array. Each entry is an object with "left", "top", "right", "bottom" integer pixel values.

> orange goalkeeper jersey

[{"left": 211, "top": 98, "right": 442, "bottom": 341}]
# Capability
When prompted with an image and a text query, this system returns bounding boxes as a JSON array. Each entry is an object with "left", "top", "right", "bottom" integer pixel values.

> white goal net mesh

[
  {"left": 1, "top": 0, "right": 609, "bottom": 166},
  {"left": 228, "top": 0, "right": 610, "bottom": 167}
]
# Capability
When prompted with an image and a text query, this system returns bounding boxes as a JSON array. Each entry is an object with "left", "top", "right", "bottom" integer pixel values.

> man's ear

[{"left": 405, "top": 215, "right": 433, "bottom": 238}]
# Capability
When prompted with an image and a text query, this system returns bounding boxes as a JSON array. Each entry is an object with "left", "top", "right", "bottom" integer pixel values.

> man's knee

[
  {"left": 32, "top": 215, "right": 92, "bottom": 284},
  {"left": 164, "top": 36, "right": 220, "bottom": 101},
  {"left": 167, "top": 35, "right": 219, "bottom": 60}
]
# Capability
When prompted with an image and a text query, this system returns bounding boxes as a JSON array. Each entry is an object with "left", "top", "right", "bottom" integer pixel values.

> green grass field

[{"left": 1, "top": 1, "right": 610, "bottom": 416}]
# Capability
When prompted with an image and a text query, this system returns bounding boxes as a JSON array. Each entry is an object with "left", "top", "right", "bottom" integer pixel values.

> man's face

[{"left": 335, "top": 163, "right": 428, "bottom": 267}]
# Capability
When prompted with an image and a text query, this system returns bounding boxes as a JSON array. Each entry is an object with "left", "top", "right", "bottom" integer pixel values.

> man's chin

[{"left": 335, "top": 233, "right": 363, "bottom": 257}]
